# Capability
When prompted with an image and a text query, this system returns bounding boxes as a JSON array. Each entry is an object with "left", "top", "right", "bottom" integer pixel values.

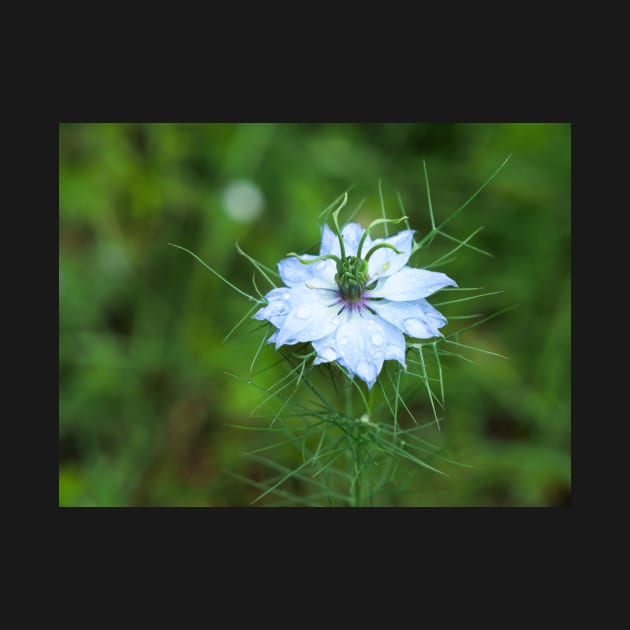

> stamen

[
  {"left": 335, "top": 255, "right": 369, "bottom": 303},
  {"left": 356, "top": 215, "right": 409, "bottom": 258},
  {"left": 288, "top": 252, "right": 341, "bottom": 266},
  {"left": 330, "top": 192, "right": 348, "bottom": 260},
  {"left": 364, "top": 242, "right": 403, "bottom": 261}
]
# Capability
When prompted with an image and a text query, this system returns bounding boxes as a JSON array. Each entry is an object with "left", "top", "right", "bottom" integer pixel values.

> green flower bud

[{"left": 335, "top": 256, "right": 370, "bottom": 302}]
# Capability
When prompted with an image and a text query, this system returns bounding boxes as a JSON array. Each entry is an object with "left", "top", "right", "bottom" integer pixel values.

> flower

[{"left": 254, "top": 219, "right": 457, "bottom": 389}]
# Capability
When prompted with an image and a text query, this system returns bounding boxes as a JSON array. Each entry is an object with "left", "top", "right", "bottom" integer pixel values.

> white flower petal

[
  {"left": 253, "top": 287, "right": 292, "bottom": 327},
  {"left": 368, "top": 267, "right": 457, "bottom": 301},
  {"left": 382, "top": 324, "right": 407, "bottom": 367},
  {"left": 312, "top": 331, "right": 339, "bottom": 365},
  {"left": 318, "top": 222, "right": 370, "bottom": 258},
  {"left": 319, "top": 224, "right": 338, "bottom": 257},
  {"left": 274, "top": 286, "right": 342, "bottom": 347},
  {"left": 341, "top": 223, "right": 370, "bottom": 257},
  {"left": 277, "top": 255, "right": 319, "bottom": 287},
  {"left": 417, "top": 298, "right": 449, "bottom": 331},
  {"left": 277, "top": 253, "right": 336, "bottom": 290},
  {"left": 334, "top": 313, "right": 406, "bottom": 389},
  {"left": 367, "top": 229, "right": 415, "bottom": 279},
  {"left": 370, "top": 298, "right": 447, "bottom": 339},
  {"left": 309, "top": 259, "right": 337, "bottom": 288}
]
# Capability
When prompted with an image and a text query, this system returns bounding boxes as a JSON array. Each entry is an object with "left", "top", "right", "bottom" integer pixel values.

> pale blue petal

[
  {"left": 318, "top": 222, "right": 370, "bottom": 258},
  {"left": 274, "top": 286, "right": 342, "bottom": 347},
  {"left": 312, "top": 331, "right": 339, "bottom": 365},
  {"left": 308, "top": 258, "right": 337, "bottom": 288},
  {"left": 342, "top": 223, "right": 370, "bottom": 257},
  {"left": 277, "top": 253, "right": 336, "bottom": 290},
  {"left": 417, "top": 298, "right": 449, "bottom": 331},
  {"left": 369, "top": 298, "right": 447, "bottom": 339},
  {"left": 368, "top": 267, "right": 457, "bottom": 301},
  {"left": 367, "top": 229, "right": 415, "bottom": 279},
  {"left": 253, "top": 287, "right": 292, "bottom": 328},
  {"left": 334, "top": 313, "right": 405, "bottom": 389},
  {"left": 278, "top": 255, "right": 318, "bottom": 287},
  {"left": 381, "top": 322, "right": 407, "bottom": 367},
  {"left": 319, "top": 224, "right": 338, "bottom": 256}
]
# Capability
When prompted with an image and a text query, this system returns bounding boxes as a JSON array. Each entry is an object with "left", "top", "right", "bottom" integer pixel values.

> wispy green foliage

[
  {"left": 59, "top": 123, "right": 570, "bottom": 508},
  {"left": 174, "top": 159, "right": 512, "bottom": 507}
]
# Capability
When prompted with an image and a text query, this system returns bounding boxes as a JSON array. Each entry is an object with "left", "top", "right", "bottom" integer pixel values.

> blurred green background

[{"left": 59, "top": 122, "right": 571, "bottom": 507}]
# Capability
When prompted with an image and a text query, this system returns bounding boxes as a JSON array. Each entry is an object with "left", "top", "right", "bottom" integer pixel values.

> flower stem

[
  {"left": 344, "top": 380, "right": 353, "bottom": 420},
  {"left": 352, "top": 441, "right": 362, "bottom": 508}
]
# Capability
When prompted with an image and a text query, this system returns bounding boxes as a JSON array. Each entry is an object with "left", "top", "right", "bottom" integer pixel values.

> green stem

[
  {"left": 364, "top": 242, "right": 402, "bottom": 261},
  {"left": 352, "top": 441, "right": 362, "bottom": 508},
  {"left": 344, "top": 379, "right": 353, "bottom": 420},
  {"left": 367, "top": 384, "right": 375, "bottom": 415}
]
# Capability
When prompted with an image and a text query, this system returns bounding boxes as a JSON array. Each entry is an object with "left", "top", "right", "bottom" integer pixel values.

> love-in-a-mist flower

[{"left": 254, "top": 198, "right": 457, "bottom": 389}]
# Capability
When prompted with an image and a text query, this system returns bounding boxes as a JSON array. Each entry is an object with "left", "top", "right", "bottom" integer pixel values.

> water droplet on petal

[
  {"left": 371, "top": 333, "right": 384, "bottom": 346},
  {"left": 339, "top": 336, "right": 350, "bottom": 346},
  {"left": 296, "top": 306, "right": 311, "bottom": 319},
  {"left": 322, "top": 347, "right": 337, "bottom": 361}
]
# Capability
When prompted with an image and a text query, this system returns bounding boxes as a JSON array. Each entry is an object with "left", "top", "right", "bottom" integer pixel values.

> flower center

[{"left": 335, "top": 256, "right": 370, "bottom": 302}]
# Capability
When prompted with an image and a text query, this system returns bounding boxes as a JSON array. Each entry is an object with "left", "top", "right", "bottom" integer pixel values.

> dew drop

[
  {"left": 371, "top": 333, "right": 384, "bottom": 346},
  {"left": 296, "top": 306, "right": 311, "bottom": 319},
  {"left": 339, "top": 336, "right": 350, "bottom": 346},
  {"left": 322, "top": 347, "right": 337, "bottom": 361}
]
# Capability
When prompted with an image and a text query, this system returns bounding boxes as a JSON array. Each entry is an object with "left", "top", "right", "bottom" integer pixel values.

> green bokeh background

[{"left": 59, "top": 122, "right": 571, "bottom": 507}]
